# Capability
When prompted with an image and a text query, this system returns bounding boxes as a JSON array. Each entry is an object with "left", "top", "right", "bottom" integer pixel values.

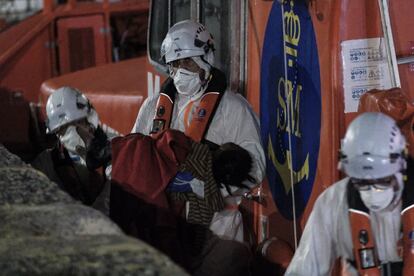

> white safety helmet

[
  {"left": 161, "top": 20, "right": 215, "bottom": 66},
  {"left": 339, "top": 112, "right": 406, "bottom": 179},
  {"left": 46, "top": 86, "right": 98, "bottom": 133}
]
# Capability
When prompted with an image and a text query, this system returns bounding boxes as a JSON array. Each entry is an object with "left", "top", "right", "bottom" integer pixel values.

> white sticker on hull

[{"left": 341, "top": 37, "right": 392, "bottom": 113}]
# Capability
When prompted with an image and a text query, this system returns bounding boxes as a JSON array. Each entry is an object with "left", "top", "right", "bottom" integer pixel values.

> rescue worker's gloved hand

[
  {"left": 167, "top": 171, "right": 194, "bottom": 193},
  {"left": 85, "top": 126, "right": 111, "bottom": 170},
  {"left": 212, "top": 142, "right": 254, "bottom": 195}
]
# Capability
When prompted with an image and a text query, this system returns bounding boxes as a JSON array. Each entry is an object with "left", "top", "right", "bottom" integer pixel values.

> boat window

[
  {"left": 111, "top": 12, "right": 148, "bottom": 61},
  {"left": 0, "top": 0, "right": 43, "bottom": 32},
  {"left": 148, "top": 0, "right": 169, "bottom": 71},
  {"left": 171, "top": 0, "right": 191, "bottom": 25},
  {"left": 200, "top": 0, "right": 231, "bottom": 80},
  {"left": 148, "top": 0, "right": 244, "bottom": 94}
]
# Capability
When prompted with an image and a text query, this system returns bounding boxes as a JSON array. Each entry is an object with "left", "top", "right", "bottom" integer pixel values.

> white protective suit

[
  {"left": 285, "top": 177, "right": 402, "bottom": 276},
  {"left": 132, "top": 90, "right": 266, "bottom": 187},
  {"left": 133, "top": 87, "right": 266, "bottom": 243}
]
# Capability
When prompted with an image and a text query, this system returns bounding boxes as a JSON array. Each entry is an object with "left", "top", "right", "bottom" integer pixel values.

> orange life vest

[
  {"left": 150, "top": 69, "right": 226, "bottom": 142},
  {"left": 347, "top": 178, "right": 414, "bottom": 276}
]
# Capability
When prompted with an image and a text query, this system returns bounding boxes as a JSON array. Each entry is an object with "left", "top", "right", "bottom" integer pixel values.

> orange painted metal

[
  {"left": 67, "top": 0, "right": 77, "bottom": 10},
  {"left": 335, "top": 0, "right": 383, "bottom": 129},
  {"left": 301, "top": 0, "right": 341, "bottom": 231},
  {"left": 244, "top": 0, "right": 342, "bottom": 248},
  {"left": 56, "top": 15, "right": 108, "bottom": 74},
  {"left": 2, "top": 0, "right": 414, "bottom": 271},
  {"left": 0, "top": 0, "right": 149, "bottom": 103},
  {"left": 40, "top": 57, "right": 148, "bottom": 135},
  {"left": 242, "top": 0, "right": 340, "bottom": 264},
  {"left": 53, "top": 1, "right": 149, "bottom": 19},
  {"left": 0, "top": 20, "right": 54, "bottom": 102},
  {"left": 51, "top": 0, "right": 149, "bottom": 75},
  {"left": 42, "top": 0, "right": 54, "bottom": 14},
  {"left": 245, "top": 0, "right": 273, "bottom": 114},
  {"left": 0, "top": 13, "right": 53, "bottom": 67},
  {"left": 243, "top": 0, "right": 414, "bottom": 254},
  {"left": 389, "top": 0, "right": 414, "bottom": 99},
  {"left": 249, "top": 2, "right": 414, "bottom": 270}
]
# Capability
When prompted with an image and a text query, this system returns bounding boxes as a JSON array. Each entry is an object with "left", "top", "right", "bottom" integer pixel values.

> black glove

[
  {"left": 86, "top": 126, "right": 111, "bottom": 170},
  {"left": 212, "top": 142, "right": 254, "bottom": 195}
]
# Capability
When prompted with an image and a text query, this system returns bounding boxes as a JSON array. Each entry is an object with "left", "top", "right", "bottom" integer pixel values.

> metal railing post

[{"left": 378, "top": 0, "right": 401, "bottom": 88}]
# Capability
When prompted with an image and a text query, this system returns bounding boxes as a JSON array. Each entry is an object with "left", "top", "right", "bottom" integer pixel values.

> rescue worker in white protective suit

[
  {"left": 32, "top": 87, "right": 114, "bottom": 214},
  {"left": 285, "top": 112, "right": 414, "bottom": 276},
  {"left": 131, "top": 20, "right": 266, "bottom": 275}
]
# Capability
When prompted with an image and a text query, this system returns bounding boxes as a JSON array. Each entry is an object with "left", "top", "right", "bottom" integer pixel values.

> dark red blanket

[{"left": 111, "top": 129, "right": 192, "bottom": 209}]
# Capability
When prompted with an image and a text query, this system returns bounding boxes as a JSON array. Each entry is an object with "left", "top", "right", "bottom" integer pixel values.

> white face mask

[
  {"left": 359, "top": 186, "right": 394, "bottom": 212},
  {"left": 59, "top": 125, "right": 86, "bottom": 156},
  {"left": 173, "top": 68, "right": 202, "bottom": 96}
]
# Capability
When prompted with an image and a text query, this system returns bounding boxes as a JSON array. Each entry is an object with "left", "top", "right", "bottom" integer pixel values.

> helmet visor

[
  {"left": 350, "top": 175, "right": 396, "bottom": 191},
  {"left": 342, "top": 155, "right": 403, "bottom": 179}
]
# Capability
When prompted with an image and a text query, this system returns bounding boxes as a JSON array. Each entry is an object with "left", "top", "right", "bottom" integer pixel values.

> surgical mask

[
  {"left": 359, "top": 186, "right": 394, "bottom": 212},
  {"left": 59, "top": 125, "right": 86, "bottom": 156},
  {"left": 173, "top": 68, "right": 202, "bottom": 96}
]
